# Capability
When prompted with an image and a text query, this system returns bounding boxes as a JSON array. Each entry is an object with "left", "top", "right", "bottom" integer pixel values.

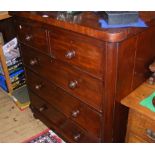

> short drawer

[
  {"left": 25, "top": 69, "right": 102, "bottom": 138},
  {"left": 128, "top": 110, "right": 155, "bottom": 143},
  {"left": 16, "top": 20, "right": 49, "bottom": 54},
  {"left": 61, "top": 120, "right": 100, "bottom": 143},
  {"left": 29, "top": 90, "right": 66, "bottom": 128},
  {"left": 21, "top": 44, "right": 103, "bottom": 111},
  {"left": 50, "top": 28, "right": 105, "bottom": 78}
]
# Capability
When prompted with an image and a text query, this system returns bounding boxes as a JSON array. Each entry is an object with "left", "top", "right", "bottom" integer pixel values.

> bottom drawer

[
  {"left": 61, "top": 120, "right": 100, "bottom": 143},
  {"left": 29, "top": 91, "right": 66, "bottom": 128},
  {"left": 29, "top": 90, "right": 100, "bottom": 143},
  {"left": 128, "top": 110, "right": 155, "bottom": 143}
]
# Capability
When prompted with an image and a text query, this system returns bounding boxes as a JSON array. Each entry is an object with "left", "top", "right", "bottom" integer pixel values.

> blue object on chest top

[{"left": 99, "top": 18, "right": 148, "bottom": 28}]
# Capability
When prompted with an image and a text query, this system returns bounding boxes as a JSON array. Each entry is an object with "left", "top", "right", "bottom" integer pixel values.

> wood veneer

[{"left": 11, "top": 11, "right": 155, "bottom": 142}]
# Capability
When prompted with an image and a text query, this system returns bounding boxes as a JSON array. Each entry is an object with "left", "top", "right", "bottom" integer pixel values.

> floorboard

[{"left": 0, "top": 88, "right": 47, "bottom": 142}]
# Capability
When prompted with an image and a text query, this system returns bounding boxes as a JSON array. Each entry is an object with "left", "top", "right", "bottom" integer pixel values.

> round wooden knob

[
  {"left": 68, "top": 80, "right": 78, "bottom": 89},
  {"left": 35, "top": 84, "right": 42, "bottom": 90},
  {"left": 146, "top": 128, "right": 155, "bottom": 141},
  {"left": 149, "top": 61, "right": 155, "bottom": 72},
  {"left": 30, "top": 58, "right": 38, "bottom": 66},
  {"left": 72, "top": 110, "right": 80, "bottom": 117},
  {"left": 152, "top": 96, "right": 155, "bottom": 107},
  {"left": 73, "top": 133, "right": 81, "bottom": 141},
  {"left": 25, "top": 35, "right": 32, "bottom": 41},
  {"left": 39, "top": 105, "right": 47, "bottom": 112},
  {"left": 19, "top": 25, "right": 22, "bottom": 29},
  {"left": 65, "top": 50, "right": 75, "bottom": 59}
]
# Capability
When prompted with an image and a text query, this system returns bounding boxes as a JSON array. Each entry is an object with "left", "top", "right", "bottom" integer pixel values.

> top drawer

[
  {"left": 50, "top": 28, "right": 105, "bottom": 79},
  {"left": 16, "top": 20, "right": 49, "bottom": 54}
]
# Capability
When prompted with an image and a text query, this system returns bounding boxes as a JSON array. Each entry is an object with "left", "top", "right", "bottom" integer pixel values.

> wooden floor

[{"left": 0, "top": 87, "right": 48, "bottom": 142}]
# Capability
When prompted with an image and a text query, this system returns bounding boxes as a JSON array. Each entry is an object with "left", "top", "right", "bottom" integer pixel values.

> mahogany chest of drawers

[{"left": 11, "top": 11, "right": 155, "bottom": 142}]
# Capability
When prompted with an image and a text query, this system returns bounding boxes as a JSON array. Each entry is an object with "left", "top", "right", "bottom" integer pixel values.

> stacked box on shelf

[
  {"left": 9, "top": 60, "right": 26, "bottom": 90},
  {"left": 0, "top": 60, "right": 7, "bottom": 91},
  {"left": 0, "top": 32, "right": 7, "bottom": 91},
  {"left": 0, "top": 74, "right": 8, "bottom": 91},
  {"left": 0, "top": 37, "right": 26, "bottom": 92}
]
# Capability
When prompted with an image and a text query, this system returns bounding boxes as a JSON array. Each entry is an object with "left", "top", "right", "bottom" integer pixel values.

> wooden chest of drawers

[{"left": 11, "top": 11, "right": 155, "bottom": 142}]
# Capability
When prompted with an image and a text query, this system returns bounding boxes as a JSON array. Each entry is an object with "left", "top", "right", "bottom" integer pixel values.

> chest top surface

[{"left": 9, "top": 11, "right": 155, "bottom": 42}]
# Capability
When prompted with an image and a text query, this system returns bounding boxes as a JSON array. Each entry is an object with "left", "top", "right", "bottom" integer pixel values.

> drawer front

[
  {"left": 50, "top": 29, "right": 105, "bottom": 78},
  {"left": 16, "top": 20, "right": 49, "bottom": 54},
  {"left": 25, "top": 69, "right": 102, "bottom": 138},
  {"left": 126, "top": 132, "right": 147, "bottom": 143},
  {"left": 129, "top": 110, "right": 155, "bottom": 143},
  {"left": 71, "top": 103, "right": 102, "bottom": 138},
  {"left": 61, "top": 120, "right": 100, "bottom": 143},
  {"left": 29, "top": 90, "right": 66, "bottom": 128},
  {"left": 21, "top": 44, "right": 103, "bottom": 111}
]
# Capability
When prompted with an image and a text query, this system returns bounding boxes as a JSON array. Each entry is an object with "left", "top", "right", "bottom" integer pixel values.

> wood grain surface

[{"left": 0, "top": 87, "right": 47, "bottom": 142}]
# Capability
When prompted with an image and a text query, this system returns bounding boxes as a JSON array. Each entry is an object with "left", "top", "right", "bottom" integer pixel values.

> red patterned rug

[{"left": 23, "top": 129, "right": 65, "bottom": 143}]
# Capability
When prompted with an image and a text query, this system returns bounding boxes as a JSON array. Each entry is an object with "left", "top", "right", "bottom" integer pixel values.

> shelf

[{"left": 0, "top": 11, "right": 11, "bottom": 20}]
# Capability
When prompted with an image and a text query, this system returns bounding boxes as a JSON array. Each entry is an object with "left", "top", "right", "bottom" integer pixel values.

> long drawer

[
  {"left": 26, "top": 69, "right": 102, "bottom": 138},
  {"left": 29, "top": 91, "right": 100, "bottom": 142},
  {"left": 29, "top": 90, "right": 66, "bottom": 128},
  {"left": 21, "top": 44, "right": 103, "bottom": 111},
  {"left": 50, "top": 28, "right": 105, "bottom": 79},
  {"left": 61, "top": 119, "right": 100, "bottom": 143},
  {"left": 16, "top": 19, "right": 49, "bottom": 54}
]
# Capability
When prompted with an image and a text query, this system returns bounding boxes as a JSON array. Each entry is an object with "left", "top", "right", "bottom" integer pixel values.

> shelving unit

[
  {"left": 0, "top": 12, "right": 30, "bottom": 110},
  {"left": 0, "top": 39, "right": 26, "bottom": 93},
  {"left": 0, "top": 12, "right": 26, "bottom": 92}
]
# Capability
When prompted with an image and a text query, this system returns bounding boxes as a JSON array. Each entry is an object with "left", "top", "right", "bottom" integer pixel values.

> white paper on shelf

[{"left": 2, "top": 37, "right": 20, "bottom": 62}]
